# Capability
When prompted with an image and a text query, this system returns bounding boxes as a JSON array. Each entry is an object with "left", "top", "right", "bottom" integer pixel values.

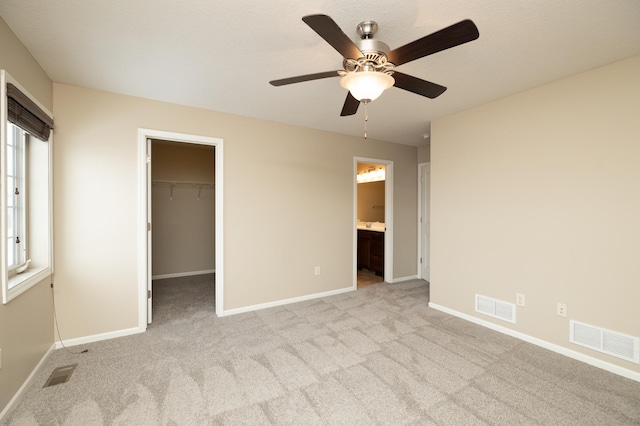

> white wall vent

[
  {"left": 570, "top": 320, "right": 639, "bottom": 364},
  {"left": 475, "top": 294, "right": 516, "bottom": 324}
]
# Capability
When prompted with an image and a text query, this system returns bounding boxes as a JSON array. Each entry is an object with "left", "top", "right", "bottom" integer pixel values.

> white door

[
  {"left": 146, "top": 139, "right": 153, "bottom": 323},
  {"left": 420, "top": 163, "right": 430, "bottom": 281}
]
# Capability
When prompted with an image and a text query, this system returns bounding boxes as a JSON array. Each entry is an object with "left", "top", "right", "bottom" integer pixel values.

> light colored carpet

[{"left": 4, "top": 275, "right": 640, "bottom": 425}]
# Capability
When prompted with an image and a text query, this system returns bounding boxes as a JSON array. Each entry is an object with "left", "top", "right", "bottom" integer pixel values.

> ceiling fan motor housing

[
  {"left": 342, "top": 21, "right": 394, "bottom": 74},
  {"left": 357, "top": 21, "right": 392, "bottom": 61},
  {"left": 357, "top": 38, "right": 391, "bottom": 57}
]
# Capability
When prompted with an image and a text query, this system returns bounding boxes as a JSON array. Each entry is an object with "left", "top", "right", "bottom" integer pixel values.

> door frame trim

[
  {"left": 418, "top": 162, "right": 430, "bottom": 280},
  {"left": 137, "top": 129, "right": 224, "bottom": 330},
  {"left": 354, "top": 157, "right": 394, "bottom": 285}
]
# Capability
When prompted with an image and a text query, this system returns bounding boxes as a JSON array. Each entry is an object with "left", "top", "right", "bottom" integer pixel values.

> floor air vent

[
  {"left": 570, "top": 321, "right": 639, "bottom": 364},
  {"left": 43, "top": 364, "right": 77, "bottom": 388},
  {"left": 475, "top": 294, "right": 516, "bottom": 324}
]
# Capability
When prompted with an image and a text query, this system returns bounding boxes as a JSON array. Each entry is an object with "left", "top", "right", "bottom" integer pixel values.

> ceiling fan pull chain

[{"left": 364, "top": 101, "right": 369, "bottom": 139}]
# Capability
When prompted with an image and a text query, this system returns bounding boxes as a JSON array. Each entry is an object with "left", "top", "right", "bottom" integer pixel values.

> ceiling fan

[{"left": 269, "top": 14, "right": 479, "bottom": 117}]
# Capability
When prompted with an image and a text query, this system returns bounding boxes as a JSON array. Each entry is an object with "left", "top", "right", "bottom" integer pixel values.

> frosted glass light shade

[{"left": 340, "top": 71, "right": 394, "bottom": 102}]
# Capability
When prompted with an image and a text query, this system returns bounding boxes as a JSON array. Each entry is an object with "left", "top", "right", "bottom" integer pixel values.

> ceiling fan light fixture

[{"left": 340, "top": 71, "right": 394, "bottom": 103}]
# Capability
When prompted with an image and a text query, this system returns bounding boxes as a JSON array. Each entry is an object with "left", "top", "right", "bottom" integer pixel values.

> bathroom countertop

[{"left": 357, "top": 225, "right": 385, "bottom": 232}]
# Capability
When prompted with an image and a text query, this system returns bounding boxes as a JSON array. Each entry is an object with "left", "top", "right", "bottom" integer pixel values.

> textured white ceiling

[{"left": 1, "top": 1, "right": 639, "bottom": 146}]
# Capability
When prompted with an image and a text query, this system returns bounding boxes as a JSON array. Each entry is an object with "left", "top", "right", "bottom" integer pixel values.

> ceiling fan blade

[
  {"left": 302, "top": 14, "right": 363, "bottom": 59},
  {"left": 340, "top": 92, "right": 360, "bottom": 116},
  {"left": 392, "top": 72, "right": 447, "bottom": 99},
  {"left": 386, "top": 19, "right": 479, "bottom": 66},
  {"left": 269, "top": 70, "right": 341, "bottom": 86}
]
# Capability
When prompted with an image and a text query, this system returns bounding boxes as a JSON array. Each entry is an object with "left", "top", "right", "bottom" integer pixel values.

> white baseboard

[
  {"left": 219, "top": 285, "right": 356, "bottom": 317},
  {"left": 428, "top": 302, "right": 640, "bottom": 383},
  {"left": 391, "top": 275, "right": 420, "bottom": 283},
  {"left": 0, "top": 343, "right": 55, "bottom": 423},
  {"left": 152, "top": 269, "right": 215, "bottom": 280},
  {"left": 219, "top": 275, "right": 421, "bottom": 317},
  {"left": 55, "top": 326, "right": 145, "bottom": 349}
]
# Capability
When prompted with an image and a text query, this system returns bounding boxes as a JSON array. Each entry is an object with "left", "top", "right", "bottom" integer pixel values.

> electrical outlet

[
  {"left": 557, "top": 303, "right": 567, "bottom": 317},
  {"left": 314, "top": 266, "right": 320, "bottom": 276},
  {"left": 516, "top": 293, "right": 525, "bottom": 307}
]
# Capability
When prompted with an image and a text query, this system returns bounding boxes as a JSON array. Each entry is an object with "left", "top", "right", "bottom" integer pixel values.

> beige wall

[
  {"left": 0, "top": 19, "right": 52, "bottom": 111},
  {"left": 431, "top": 56, "right": 640, "bottom": 374},
  {"left": 357, "top": 181, "right": 385, "bottom": 223},
  {"left": 417, "top": 144, "right": 430, "bottom": 163},
  {"left": 52, "top": 83, "right": 418, "bottom": 339},
  {"left": 152, "top": 142, "right": 215, "bottom": 277},
  {"left": 0, "top": 17, "right": 54, "bottom": 415}
]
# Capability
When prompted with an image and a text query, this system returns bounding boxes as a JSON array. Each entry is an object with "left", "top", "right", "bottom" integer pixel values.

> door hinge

[
  {"left": 147, "top": 290, "right": 151, "bottom": 299},
  {"left": 420, "top": 257, "right": 422, "bottom": 264},
  {"left": 147, "top": 222, "right": 151, "bottom": 231}
]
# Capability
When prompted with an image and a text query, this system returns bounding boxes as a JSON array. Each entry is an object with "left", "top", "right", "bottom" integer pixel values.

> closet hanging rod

[
  {"left": 153, "top": 180, "right": 214, "bottom": 200},
  {"left": 152, "top": 180, "right": 214, "bottom": 187}
]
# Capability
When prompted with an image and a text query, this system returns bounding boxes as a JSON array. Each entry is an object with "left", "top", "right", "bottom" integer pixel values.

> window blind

[{"left": 6, "top": 83, "right": 53, "bottom": 141}]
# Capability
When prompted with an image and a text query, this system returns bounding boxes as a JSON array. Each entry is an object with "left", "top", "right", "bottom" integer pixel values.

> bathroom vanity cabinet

[{"left": 357, "top": 229, "right": 384, "bottom": 276}]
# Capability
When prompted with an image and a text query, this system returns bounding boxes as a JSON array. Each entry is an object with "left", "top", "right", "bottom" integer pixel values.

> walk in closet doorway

[
  {"left": 150, "top": 140, "right": 215, "bottom": 321},
  {"left": 138, "top": 129, "right": 224, "bottom": 328}
]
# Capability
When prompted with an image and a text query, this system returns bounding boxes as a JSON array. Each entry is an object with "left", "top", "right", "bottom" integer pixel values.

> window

[
  {"left": 7, "top": 122, "right": 27, "bottom": 273},
  {"left": 1, "top": 70, "right": 53, "bottom": 303}
]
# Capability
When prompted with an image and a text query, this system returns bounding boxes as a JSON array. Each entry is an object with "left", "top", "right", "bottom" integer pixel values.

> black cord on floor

[{"left": 51, "top": 282, "right": 88, "bottom": 355}]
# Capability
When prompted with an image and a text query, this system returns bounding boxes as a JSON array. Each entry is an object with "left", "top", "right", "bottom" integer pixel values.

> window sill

[{"left": 4, "top": 267, "right": 51, "bottom": 303}]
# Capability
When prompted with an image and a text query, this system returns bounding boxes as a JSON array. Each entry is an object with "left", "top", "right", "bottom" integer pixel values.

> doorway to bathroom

[
  {"left": 138, "top": 129, "right": 224, "bottom": 329},
  {"left": 354, "top": 157, "right": 393, "bottom": 288}
]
